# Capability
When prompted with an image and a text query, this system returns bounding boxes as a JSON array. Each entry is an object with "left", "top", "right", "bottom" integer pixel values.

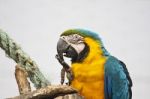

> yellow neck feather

[{"left": 82, "top": 37, "right": 104, "bottom": 63}]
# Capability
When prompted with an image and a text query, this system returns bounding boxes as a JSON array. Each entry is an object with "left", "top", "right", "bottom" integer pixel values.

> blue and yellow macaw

[{"left": 56, "top": 29, "right": 132, "bottom": 99}]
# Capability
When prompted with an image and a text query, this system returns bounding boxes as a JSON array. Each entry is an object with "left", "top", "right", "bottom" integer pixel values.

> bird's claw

[{"left": 56, "top": 54, "right": 74, "bottom": 85}]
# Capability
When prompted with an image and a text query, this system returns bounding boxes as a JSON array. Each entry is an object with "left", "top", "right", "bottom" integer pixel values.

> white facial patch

[{"left": 71, "top": 43, "right": 85, "bottom": 54}]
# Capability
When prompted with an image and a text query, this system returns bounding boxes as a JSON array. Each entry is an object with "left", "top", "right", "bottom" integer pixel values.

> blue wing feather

[{"left": 104, "top": 56, "right": 132, "bottom": 99}]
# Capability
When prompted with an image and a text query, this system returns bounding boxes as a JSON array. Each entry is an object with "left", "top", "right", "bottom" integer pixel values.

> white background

[{"left": 0, "top": 0, "right": 150, "bottom": 98}]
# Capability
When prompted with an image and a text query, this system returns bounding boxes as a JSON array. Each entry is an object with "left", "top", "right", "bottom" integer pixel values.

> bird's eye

[
  {"left": 61, "top": 36, "right": 65, "bottom": 39},
  {"left": 74, "top": 34, "right": 78, "bottom": 38},
  {"left": 61, "top": 36, "right": 67, "bottom": 41},
  {"left": 65, "top": 34, "right": 84, "bottom": 44}
]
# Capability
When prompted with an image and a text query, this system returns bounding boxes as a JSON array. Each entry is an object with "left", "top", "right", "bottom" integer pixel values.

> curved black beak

[
  {"left": 57, "top": 38, "right": 69, "bottom": 60},
  {"left": 57, "top": 38, "right": 78, "bottom": 61}
]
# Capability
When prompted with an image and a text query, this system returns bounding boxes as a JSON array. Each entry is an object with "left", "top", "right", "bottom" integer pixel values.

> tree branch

[{"left": 9, "top": 85, "right": 78, "bottom": 99}]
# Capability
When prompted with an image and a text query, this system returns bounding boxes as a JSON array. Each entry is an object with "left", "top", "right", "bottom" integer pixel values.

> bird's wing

[{"left": 104, "top": 56, "right": 132, "bottom": 99}]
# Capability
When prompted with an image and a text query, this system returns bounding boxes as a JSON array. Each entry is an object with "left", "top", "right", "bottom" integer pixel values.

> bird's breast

[{"left": 71, "top": 57, "right": 106, "bottom": 99}]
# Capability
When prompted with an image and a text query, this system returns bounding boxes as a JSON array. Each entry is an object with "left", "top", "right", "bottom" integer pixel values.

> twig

[{"left": 15, "top": 65, "right": 31, "bottom": 94}]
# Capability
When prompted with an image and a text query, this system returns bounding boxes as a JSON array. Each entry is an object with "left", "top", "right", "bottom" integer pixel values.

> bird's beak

[
  {"left": 57, "top": 38, "right": 69, "bottom": 60},
  {"left": 57, "top": 38, "right": 78, "bottom": 61}
]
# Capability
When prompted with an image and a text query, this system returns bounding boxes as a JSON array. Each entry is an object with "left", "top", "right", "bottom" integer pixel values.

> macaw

[{"left": 56, "top": 29, "right": 132, "bottom": 99}]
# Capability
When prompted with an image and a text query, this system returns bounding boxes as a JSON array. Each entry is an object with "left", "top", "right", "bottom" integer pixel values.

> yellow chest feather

[{"left": 70, "top": 37, "right": 106, "bottom": 99}]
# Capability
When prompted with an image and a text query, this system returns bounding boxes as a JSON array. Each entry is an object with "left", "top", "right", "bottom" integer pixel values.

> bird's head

[{"left": 57, "top": 29, "right": 109, "bottom": 63}]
